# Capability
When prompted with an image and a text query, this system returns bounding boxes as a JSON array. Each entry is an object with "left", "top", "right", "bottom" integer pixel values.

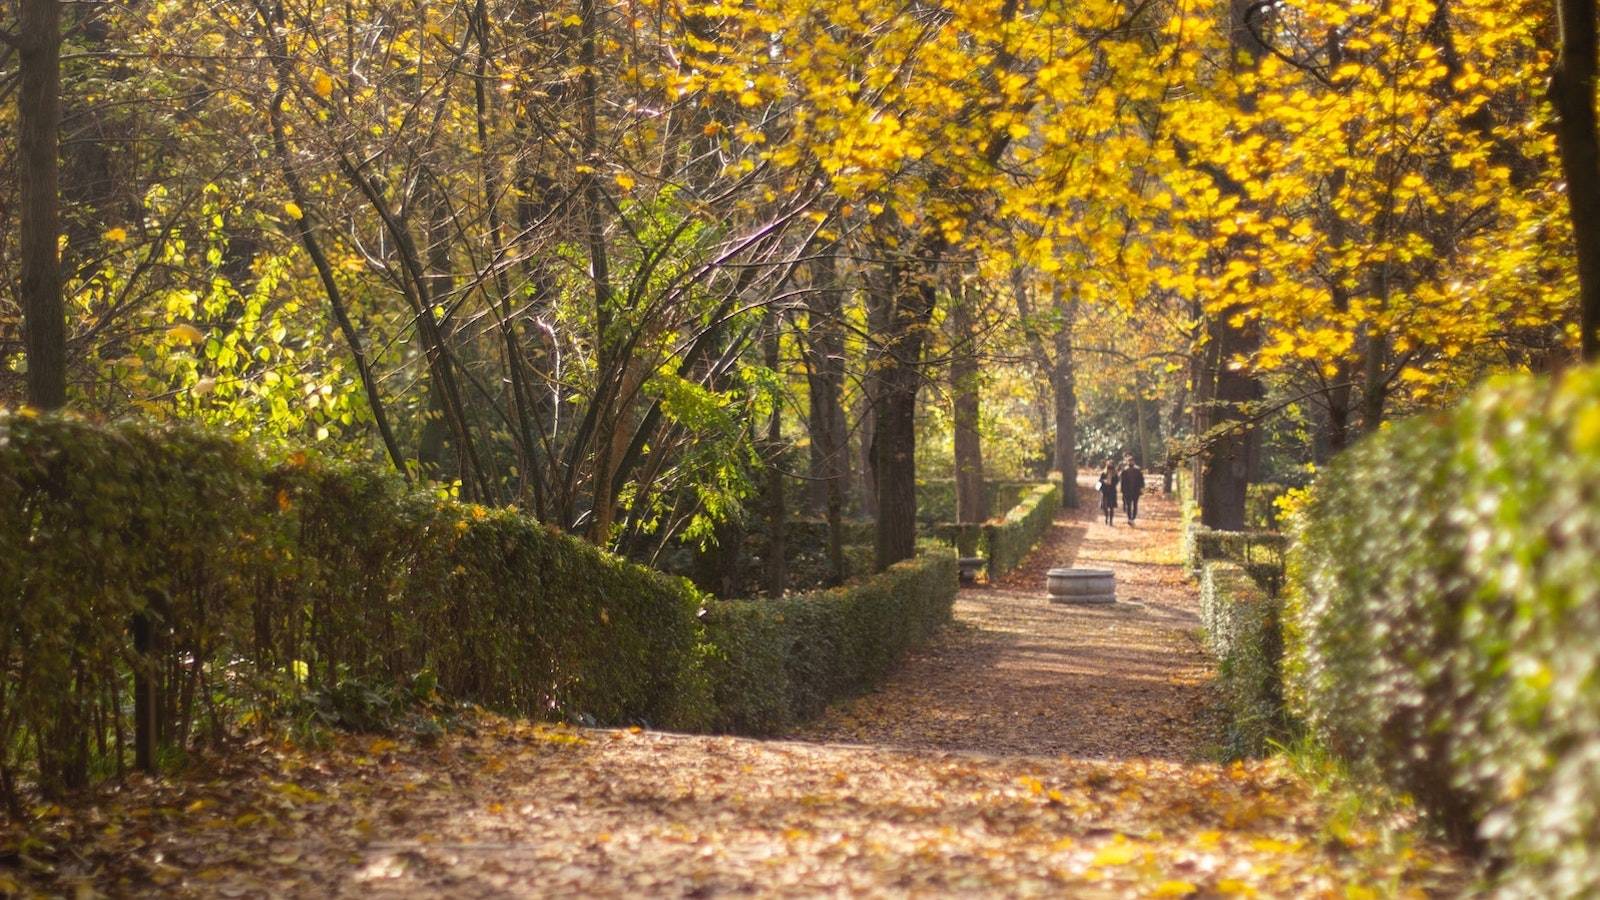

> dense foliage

[
  {"left": 1288, "top": 366, "right": 1600, "bottom": 895},
  {"left": 0, "top": 412, "right": 956, "bottom": 803}
]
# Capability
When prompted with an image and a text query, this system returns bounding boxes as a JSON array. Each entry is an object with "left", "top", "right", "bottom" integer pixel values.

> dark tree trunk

[
  {"left": 873, "top": 241, "right": 944, "bottom": 570},
  {"left": 764, "top": 314, "right": 787, "bottom": 597},
  {"left": 950, "top": 281, "right": 987, "bottom": 524},
  {"left": 18, "top": 0, "right": 67, "bottom": 409},
  {"left": 803, "top": 250, "right": 850, "bottom": 514},
  {"left": 1553, "top": 0, "right": 1600, "bottom": 359},
  {"left": 1200, "top": 312, "right": 1259, "bottom": 531},
  {"left": 1051, "top": 292, "right": 1079, "bottom": 506},
  {"left": 803, "top": 250, "right": 850, "bottom": 584}
]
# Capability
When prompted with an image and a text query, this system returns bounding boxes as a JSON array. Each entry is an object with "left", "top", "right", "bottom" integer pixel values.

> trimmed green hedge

[
  {"left": 983, "top": 480, "right": 1063, "bottom": 577},
  {"left": 1288, "top": 366, "right": 1600, "bottom": 895},
  {"left": 0, "top": 412, "right": 958, "bottom": 800},
  {"left": 702, "top": 545, "right": 957, "bottom": 734},
  {"left": 1183, "top": 524, "right": 1288, "bottom": 586},
  {"left": 916, "top": 479, "right": 1034, "bottom": 525},
  {"left": 1199, "top": 560, "right": 1286, "bottom": 759}
]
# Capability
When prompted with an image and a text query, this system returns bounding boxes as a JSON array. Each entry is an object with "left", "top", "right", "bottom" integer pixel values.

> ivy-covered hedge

[
  {"left": 1288, "top": 366, "right": 1600, "bottom": 896},
  {"left": 702, "top": 545, "right": 957, "bottom": 734},
  {"left": 983, "top": 480, "right": 1063, "bottom": 577},
  {"left": 1199, "top": 560, "right": 1286, "bottom": 759},
  {"left": 1, "top": 412, "right": 959, "bottom": 801}
]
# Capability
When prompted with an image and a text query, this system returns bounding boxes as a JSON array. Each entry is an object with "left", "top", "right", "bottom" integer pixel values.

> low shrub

[
  {"left": 1199, "top": 560, "right": 1287, "bottom": 759},
  {"left": 916, "top": 479, "right": 1034, "bottom": 525},
  {"left": 983, "top": 480, "right": 1063, "bottom": 577},
  {"left": 1, "top": 412, "right": 960, "bottom": 805},
  {"left": 1183, "top": 524, "right": 1288, "bottom": 580},
  {"left": 0, "top": 412, "right": 711, "bottom": 798},
  {"left": 1288, "top": 365, "right": 1600, "bottom": 896},
  {"left": 702, "top": 545, "right": 957, "bottom": 734}
]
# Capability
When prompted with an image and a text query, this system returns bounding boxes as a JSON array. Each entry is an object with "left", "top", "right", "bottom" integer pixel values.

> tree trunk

[
  {"left": 1199, "top": 0, "right": 1267, "bottom": 530},
  {"left": 1553, "top": 0, "right": 1600, "bottom": 359},
  {"left": 873, "top": 242, "right": 944, "bottom": 570},
  {"left": 764, "top": 314, "right": 787, "bottom": 597},
  {"left": 803, "top": 250, "right": 849, "bottom": 514},
  {"left": 950, "top": 280, "right": 987, "bottom": 524},
  {"left": 18, "top": 0, "right": 67, "bottom": 409},
  {"left": 1200, "top": 312, "right": 1259, "bottom": 531},
  {"left": 1051, "top": 290, "right": 1079, "bottom": 505}
]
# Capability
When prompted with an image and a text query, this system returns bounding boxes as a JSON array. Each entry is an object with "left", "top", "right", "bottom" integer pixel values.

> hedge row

[
  {"left": 1199, "top": 561, "right": 1286, "bottom": 759},
  {"left": 1288, "top": 366, "right": 1600, "bottom": 896},
  {"left": 916, "top": 479, "right": 1034, "bottom": 525},
  {"left": 983, "top": 480, "right": 1063, "bottom": 577},
  {"left": 0, "top": 412, "right": 955, "bottom": 800},
  {"left": 1183, "top": 524, "right": 1288, "bottom": 595},
  {"left": 701, "top": 544, "right": 957, "bottom": 734}
]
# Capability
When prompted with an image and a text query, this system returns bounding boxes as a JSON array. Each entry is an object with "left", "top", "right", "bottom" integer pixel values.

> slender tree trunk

[
  {"left": 1051, "top": 291, "right": 1079, "bottom": 505},
  {"left": 1553, "top": 0, "right": 1600, "bottom": 359},
  {"left": 951, "top": 280, "right": 987, "bottom": 524},
  {"left": 764, "top": 314, "right": 787, "bottom": 597},
  {"left": 803, "top": 250, "right": 850, "bottom": 584},
  {"left": 18, "top": 0, "right": 66, "bottom": 409}
]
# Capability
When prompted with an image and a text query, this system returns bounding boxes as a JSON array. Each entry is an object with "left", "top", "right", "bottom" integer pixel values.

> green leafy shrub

[
  {"left": 1199, "top": 560, "right": 1286, "bottom": 759},
  {"left": 983, "top": 481, "right": 1063, "bottom": 576},
  {"left": 1287, "top": 366, "right": 1600, "bottom": 896},
  {"left": 1183, "top": 524, "right": 1288, "bottom": 580},
  {"left": 0, "top": 412, "right": 711, "bottom": 799},
  {"left": 703, "top": 546, "right": 957, "bottom": 734}
]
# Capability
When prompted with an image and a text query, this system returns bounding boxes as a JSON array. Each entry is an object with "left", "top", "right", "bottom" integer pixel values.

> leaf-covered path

[{"left": 17, "top": 478, "right": 1462, "bottom": 897}]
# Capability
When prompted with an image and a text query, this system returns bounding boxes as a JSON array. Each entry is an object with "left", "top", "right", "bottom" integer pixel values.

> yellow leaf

[
  {"left": 166, "top": 323, "right": 206, "bottom": 345},
  {"left": 1216, "top": 879, "right": 1257, "bottom": 896},
  {"left": 104, "top": 227, "right": 128, "bottom": 243},
  {"left": 312, "top": 71, "right": 334, "bottom": 99},
  {"left": 614, "top": 172, "right": 636, "bottom": 191},
  {"left": 284, "top": 201, "right": 304, "bottom": 220},
  {"left": 1152, "top": 881, "right": 1198, "bottom": 897},
  {"left": 1091, "top": 842, "right": 1140, "bottom": 867}
]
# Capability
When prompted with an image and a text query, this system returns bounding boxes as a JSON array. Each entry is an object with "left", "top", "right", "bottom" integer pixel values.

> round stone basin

[{"left": 1047, "top": 567, "right": 1116, "bottom": 604}]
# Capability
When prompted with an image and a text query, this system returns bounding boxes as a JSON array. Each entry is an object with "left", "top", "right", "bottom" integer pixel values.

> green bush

[
  {"left": 983, "top": 481, "right": 1063, "bottom": 576},
  {"left": 1183, "top": 524, "right": 1288, "bottom": 580},
  {"left": 703, "top": 546, "right": 957, "bottom": 734},
  {"left": 1288, "top": 366, "right": 1600, "bottom": 896},
  {"left": 0, "top": 412, "right": 712, "bottom": 798},
  {"left": 1, "top": 412, "right": 961, "bottom": 804},
  {"left": 1199, "top": 560, "right": 1286, "bottom": 759}
]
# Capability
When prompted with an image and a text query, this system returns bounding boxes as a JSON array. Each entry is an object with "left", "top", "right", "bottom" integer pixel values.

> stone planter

[
  {"left": 957, "top": 557, "right": 987, "bottom": 584},
  {"left": 1047, "top": 567, "right": 1115, "bottom": 604}
]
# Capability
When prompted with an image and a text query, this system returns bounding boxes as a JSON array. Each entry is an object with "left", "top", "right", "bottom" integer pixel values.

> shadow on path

[{"left": 793, "top": 474, "right": 1209, "bottom": 761}]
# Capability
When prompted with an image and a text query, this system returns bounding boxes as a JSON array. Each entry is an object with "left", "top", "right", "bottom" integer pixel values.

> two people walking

[{"left": 1097, "top": 456, "right": 1145, "bottom": 527}]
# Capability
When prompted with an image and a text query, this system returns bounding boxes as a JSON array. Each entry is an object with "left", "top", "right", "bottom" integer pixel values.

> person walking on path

[
  {"left": 1120, "top": 456, "right": 1145, "bottom": 526},
  {"left": 1097, "top": 461, "right": 1119, "bottom": 526}
]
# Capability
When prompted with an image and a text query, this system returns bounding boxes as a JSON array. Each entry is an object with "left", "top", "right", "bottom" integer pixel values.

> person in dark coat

[
  {"left": 1120, "top": 456, "right": 1146, "bottom": 525},
  {"left": 1097, "top": 461, "right": 1119, "bottom": 526}
]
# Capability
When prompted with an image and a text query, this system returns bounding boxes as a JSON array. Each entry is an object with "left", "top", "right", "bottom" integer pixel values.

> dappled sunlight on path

[
  {"left": 797, "top": 473, "right": 1208, "bottom": 760},
  {"left": 34, "top": 474, "right": 1464, "bottom": 897}
]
